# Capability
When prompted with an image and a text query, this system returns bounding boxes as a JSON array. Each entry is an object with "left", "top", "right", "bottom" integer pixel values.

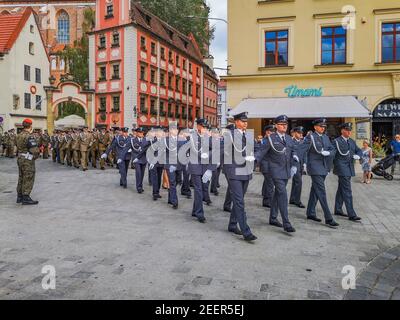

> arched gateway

[{"left": 45, "top": 80, "right": 95, "bottom": 134}]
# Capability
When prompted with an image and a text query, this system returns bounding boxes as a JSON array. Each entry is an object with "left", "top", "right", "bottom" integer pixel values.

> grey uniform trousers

[
  {"left": 334, "top": 176, "right": 357, "bottom": 218},
  {"left": 306, "top": 175, "right": 334, "bottom": 222}
]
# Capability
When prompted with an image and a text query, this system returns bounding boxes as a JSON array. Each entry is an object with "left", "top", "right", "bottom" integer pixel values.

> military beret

[
  {"left": 263, "top": 124, "right": 275, "bottom": 132},
  {"left": 312, "top": 118, "right": 327, "bottom": 126},
  {"left": 233, "top": 112, "right": 248, "bottom": 121},
  {"left": 23, "top": 118, "right": 32, "bottom": 125},
  {"left": 339, "top": 122, "right": 353, "bottom": 131},
  {"left": 274, "top": 115, "right": 289, "bottom": 124},
  {"left": 293, "top": 126, "right": 304, "bottom": 133}
]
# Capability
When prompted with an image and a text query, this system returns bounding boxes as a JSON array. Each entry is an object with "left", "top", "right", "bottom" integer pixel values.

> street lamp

[{"left": 186, "top": 15, "right": 228, "bottom": 24}]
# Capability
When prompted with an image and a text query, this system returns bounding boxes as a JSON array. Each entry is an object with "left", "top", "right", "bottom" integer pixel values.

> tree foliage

[{"left": 139, "top": 0, "right": 214, "bottom": 55}]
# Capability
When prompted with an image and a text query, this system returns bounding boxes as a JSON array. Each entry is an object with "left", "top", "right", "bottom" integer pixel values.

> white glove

[
  {"left": 169, "top": 166, "right": 177, "bottom": 173},
  {"left": 101, "top": 153, "right": 108, "bottom": 159},
  {"left": 321, "top": 151, "right": 330, "bottom": 157},
  {"left": 149, "top": 163, "right": 155, "bottom": 170},
  {"left": 128, "top": 149, "right": 132, "bottom": 153},
  {"left": 117, "top": 159, "right": 122, "bottom": 164},
  {"left": 217, "top": 163, "right": 221, "bottom": 169},
  {"left": 353, "top": 155, "right": 360, "bottom": 160},
  {"left": 290, "top": 166, "right": 297, "bottom": 178},
  {"left": 303, "top": 163, "right": 307, "bottom": 175},
  {"left": 202, "top": 170, "right": 212, "bottom": 183},
  {"left": 245, "top": 155, "right": 256, "bottom": 162},
  {"left": 293, "top": 155, "right": 299, "bottom": 162},
  {"left": 132, "top": 158, "right": 139, "bottom": 164},
  {"left": 201, "top": 153, "right": 209, "bottom": 159}
]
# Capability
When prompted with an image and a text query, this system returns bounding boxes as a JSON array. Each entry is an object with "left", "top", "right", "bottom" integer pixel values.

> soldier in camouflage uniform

[
  {"left": 79, "top": 126, "right": 92, "bottom": 171},
  {"left": 59, "top": 130, "right": 68, "bottom": 165},
  {"left": 41, "top": 130, "right": 50, "bottom": 159},
  {"left": 90, "top": 128, "right": 100, "bottom": 168},
  {"left": 16, "top": 119, "right": 40, "bottom": 205},
  {"left": 71, "top": 129, "right": 81, "bottom": 169},
  {"left": 98, "top": 127, "right": 111, "bottom": 170}
]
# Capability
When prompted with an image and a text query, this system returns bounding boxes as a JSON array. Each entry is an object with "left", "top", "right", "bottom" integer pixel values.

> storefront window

[
  {"left": 382, "top": 23, "right": 400, "bottom": 63},
  {"left": 265, "top": 30, "right": 288, "bottom": 66},
  {"left": 321, "top": 26, "right": 346, "bottom": 65}
]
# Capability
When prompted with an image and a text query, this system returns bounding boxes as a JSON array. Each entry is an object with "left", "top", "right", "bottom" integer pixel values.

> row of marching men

[{"left": 101, "top": 112, "right": 364, "bottom": 243}]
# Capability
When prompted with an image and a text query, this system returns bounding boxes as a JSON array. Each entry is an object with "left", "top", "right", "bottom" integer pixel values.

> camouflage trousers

[
  {"left": 17, "top": 157, "right": 36, "bottom": 196},
  {"left": 43, "top": 146, "right": 49, "bottom": 159}
]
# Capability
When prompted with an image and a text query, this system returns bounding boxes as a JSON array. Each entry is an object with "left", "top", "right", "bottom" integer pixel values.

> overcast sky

[{"left": 207, "top": 0, "right": 227, "bottom": 77}]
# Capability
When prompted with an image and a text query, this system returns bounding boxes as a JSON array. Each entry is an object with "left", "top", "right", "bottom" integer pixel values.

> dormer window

[
  {"left": 145, "top": 15, "right": 151, "bottom": 26},
  {"left": 105, "top": 4, "right": 114, "bottom": 18}
]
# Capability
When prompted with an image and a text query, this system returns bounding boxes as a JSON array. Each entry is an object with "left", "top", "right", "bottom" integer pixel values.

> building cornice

[
  {"left": 373, "top": 8, "right": 400, "bottom": 15},
  {"left": 257, "top": 16, "right": 296, "bottom": 23}
]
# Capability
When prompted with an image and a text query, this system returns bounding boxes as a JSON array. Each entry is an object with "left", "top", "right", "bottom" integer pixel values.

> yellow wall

[{"left": 225, "top": 0, "right": 400, "bottom": 140}]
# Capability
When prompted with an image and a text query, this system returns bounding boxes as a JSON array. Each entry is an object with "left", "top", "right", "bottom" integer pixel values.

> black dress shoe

[
  {"left": 153, "top": 195, "right": 158, "bottom": 201},
  {"left": 223, "top": 207, "right": 232, "bottom": 213},
  {"left": 21, "top": 195, "right": 39, "bottom": 205},
  {"left": 173, "top": 204, "right": 178, "bottom": 210},
  {"left": 326, "top": 220, "right": 339, "bottom": 227},
  {"left": 213, "top": 191, "right": 219, "bottom": 196},
  {"left": 205, "top": 200, "right": 212, "bottom": 206},
  {"left": 296, "top": 203, "right": 306, "bottom": 208},
  {"left": 138, "top": 190, "right": 144, "bottom": 194},
  {"left": 262, "top": 203, "right": 271, "bottom": 208},
  {"left": 16, "top": 194, "right": 23, "bottom": 204},
  {"left": 269, "top": 220, "right": 283, "bottom": 228},
  {"left": 123, "top": 185, "right": 127, "bottom": 189},
  {"left": 197, "top": 217, "right": 206, "bottom": 223},
  {"left": 349, "top": 216, "right": 362, "bottom": 222},
  {"left": 307, "top": 216, "right": 322, "bottom": 223},
  {"left": 284, "top": 225, "right": 296, "bottom": 233},
  {"left": 244, "top": 234, "right": 257, "bottom": 242},
  {"left": 335, "top": 212, "right": 348, "bottom": 217},
  {"left": 289, "top": 201, "right": 296, "bottom": 205},
  {"left": 228, "top": 228, "right": 243, "bottom": 235},
  {"left": 156, "top": 194, "right": 162, "bottom": 199},
  {"left": 192, "top": 213, "right": 197, "bottom": 217}
]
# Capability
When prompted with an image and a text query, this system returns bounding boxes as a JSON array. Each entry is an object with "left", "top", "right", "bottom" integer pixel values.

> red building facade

[{"left": 89, "top": 0, "right": 218, "bottom": 129}]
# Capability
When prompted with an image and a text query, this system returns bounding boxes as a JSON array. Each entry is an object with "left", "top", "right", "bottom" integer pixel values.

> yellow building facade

[{"left": 225, "top": 0, "right": 400, "bottom": 143}]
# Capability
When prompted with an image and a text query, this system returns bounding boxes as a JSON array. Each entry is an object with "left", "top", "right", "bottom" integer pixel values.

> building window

[
  {"left": 196, "top": 85, "right": 200, "bottom": 98},
  {"left": 106, "top": 4, "right": 114, "bottom": 18},
  {"left": 57, "top": 11, "right": 70, "bottom": 44},
  {"left": 160, "top": 47, "right": 165, "bottom": 60},
  {"left": 29, "top": 42, "right": 34, "bottom": 55},
  {"left": 140, "top": 95, "right": 148, "bottom": 113},
  {"left": 140, "top": 36, "right": 146, "bottom": 50},
  {"left": 112, "top": 64, "right": 120, "bottom": 79},
  {"left": 168, "top": 103, "right": 174, "bottom": 117},
  {"left": 151, "top": 42, "right": 157, "bottom": 56},
  {"left": 160, "top": 72, "right": 166, "bottom": 87},
  {"left": 35, "top": 68, "right": 41, "bottom": 84},
  {"left": 265, "top": 30, "right": 288, "bottom": 66},
  {"left": 35, "top": 95, "right": 42, "bottom": 110},
  {"left": 175, "top": 77, "right": 180, "bottom": 90},
  {"left": 140, "top": 65, "right": 147, "bottom": 81},
  {"left": 175, "top": 104, "right": 180, "bottom": 118},
  {"left": 321, "top": 26, "right": 346, "bottom": 65},
  {"left": 196, "top": 67, "right": 200, "bottom": 77},
  {"left": 99, "top": 97, "right": 107, "bottom": 112},
  {"left": 189, "top": 63, "right": 192, "bottom": 74},
  {"left": 150, "top": 69, "right": 156, "bottom": 84},
  {"left": 160, "top": 101, "right": 166, "bottom": 116},
  {"left": 30, "top": 25, "right": 34, "bottom": 33},
  {"left": 382, "top": 22, "right": 400, "bottom": 63},
  {"left": 24, "top": 93, "right": 31, "bottom": 109},
  {"left": 176, "top": 55, "right": 180, "bottom": 67},
  {"left": 188, "top": 83, "right": 193, "bottom": 95},
  {"left": 168, "top": 50, "right": 174, "bottom": 63},
  {"left": 112, "top": 96, "right": 120, "bottom": 112},
  {"left": 183, "top": 58, "right": 187, "bottom": 70},
  {"left": 182, "top": 79, "right": 187, "bottom": 94},
  {"left": 24, "top": 65, "right": 30, "bottom": 81},
  {"left": 98, "top": 34, "right": 106, "bottom": 49},
  {"left": 168, "top": 74, "right": 173, "bottom": 89},
  {"left": 150, "top": 99, "right": 157, "bottom": 115},
  {"left": 112, "top": 32, "right": 120, "bottom": 47},
  {"left": 99, "top": 66, "right": 106, "bottom": 81}
]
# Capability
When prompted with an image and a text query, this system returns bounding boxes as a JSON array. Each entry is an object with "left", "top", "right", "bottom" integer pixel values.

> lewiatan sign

[{"left": 284, "top": 85, "right": 323, "bottom": 98}]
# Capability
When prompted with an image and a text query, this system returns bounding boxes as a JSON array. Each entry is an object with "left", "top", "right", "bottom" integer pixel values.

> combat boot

[
  {"left": 22, "top": 195, "right": 39, "bottom": 205},
  {"left": 16, "top": 194, "right": 23, "bottom": 204}
]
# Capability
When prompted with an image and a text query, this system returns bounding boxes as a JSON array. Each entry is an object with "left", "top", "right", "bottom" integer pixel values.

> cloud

[{"left": 206, "top": 0, "right": 227, "bottom": 76}]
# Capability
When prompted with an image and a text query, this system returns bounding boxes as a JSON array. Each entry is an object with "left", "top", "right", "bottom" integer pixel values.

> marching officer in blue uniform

[
  {"left": 131, "top": 127, "right": 148, "bottom": 194},
  {"left": 260, "top": 124, "right": 275, "bottom": 209},
  {"left": 332, "top": 123, "right": 363, "bottom": 221},
  {"left": 222, "top": 124, "right": 235, "bottom": 213},
  {"left": 300, "top": 118, "right": 339, "bottom": 227},
  {"left": 179, "top": 129, "right": 192, "bottom": 199},
  {"left": 187, "top": 118, "right": 214, "bottom": 223},
  {"left": 210, "top": 128, "right": 223, "bottom": 196},
  {"left": 102, "top": 127, "right": 132, "bottom": 188},
  {"left": 223, "top": 112, "right": 257, "bottom": 241},
  {"left": 289, "top": 126, "right": 306, "bottom": 208},
  {"left": 257, "top": 115, "right": 298, "bottom": 233}
]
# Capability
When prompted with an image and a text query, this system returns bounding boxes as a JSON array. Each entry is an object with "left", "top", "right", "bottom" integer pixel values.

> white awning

[{"left": 229, "top": 96, "right": 372, "bottom": 119}]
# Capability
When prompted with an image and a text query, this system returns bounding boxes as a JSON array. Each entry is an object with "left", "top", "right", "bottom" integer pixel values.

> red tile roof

[
  {"left": 0, "top": 8, "right": 32, "bottom": 54},
  {"left": 130, "top": 2, "right": 204, "bottom": 64}
]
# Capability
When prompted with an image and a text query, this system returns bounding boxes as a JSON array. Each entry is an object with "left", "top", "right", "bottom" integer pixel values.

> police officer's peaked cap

[
  {"left": 233, "top": 112, "right": 248, "bottom": 121},
  {"left": 136, "top": 127, "right": 145, "bottom": 133},
  {"left": 312, "top": 118, "right": 327, "bottom": 126},
  {"left": 274, "top": 115, "right": 289, "bottom": 124},
  {"left": 121, "top": 127, "right": 129, "bottom": 132},
  {"left": 263, "top": 124, "right": 275, "bottom": 132},
  {"left": 112, "top": 127, "right": 120, "bottom": 131},
  {"left": 196, "top": 118, "right": 208, "bottom": 126},
  {"left": 293, "top": 126, "right": 304, "bottom": 133},
  {"left": 339, "top": 122, "right": 353, "bottom": 131},
  {"left": 225, "top": 124, "right": 235, "bottom": 130}
]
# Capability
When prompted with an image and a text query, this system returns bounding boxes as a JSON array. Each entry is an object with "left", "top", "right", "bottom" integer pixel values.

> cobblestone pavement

[{"left": 0, "top": 157, "right": 399, "bottom": 300}]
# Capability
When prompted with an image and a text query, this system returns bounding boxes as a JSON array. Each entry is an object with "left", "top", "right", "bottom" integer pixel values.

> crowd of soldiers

[
  {"left": 9, "top": 112, "right": 363, "bottom": 242},
  {"left": 0, "top": 128, "right": 17, "bottom": 158}
]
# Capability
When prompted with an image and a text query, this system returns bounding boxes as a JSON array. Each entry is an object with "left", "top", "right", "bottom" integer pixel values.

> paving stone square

[{"left": 1, "top": 157, "right": 400, "bottom": 300}]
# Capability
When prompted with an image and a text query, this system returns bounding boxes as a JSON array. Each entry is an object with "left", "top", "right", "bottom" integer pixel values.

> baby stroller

[{"left": 372, "top": 154, "right": 400, "bottom": 181}]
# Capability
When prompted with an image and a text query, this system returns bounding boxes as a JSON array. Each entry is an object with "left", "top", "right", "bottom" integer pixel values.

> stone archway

[{"left": 45, "top": 80, "right": 94, "bottom": 134}]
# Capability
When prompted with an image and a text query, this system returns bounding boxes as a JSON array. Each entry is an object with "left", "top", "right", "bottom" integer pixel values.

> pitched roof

[
  {"left": 0, "top": 7, "right": 32, "bottom": 54},
  {"left": 130, "top": 2, "right": 203, "bottom": 63}
]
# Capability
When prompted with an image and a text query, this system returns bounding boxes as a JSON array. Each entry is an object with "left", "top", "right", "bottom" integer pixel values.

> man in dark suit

[
  {"left": 257, "top": 115, "right": 298, "bottom": 233},
  {"left": 223, "top": 112, "right": 257, "bottom": 242},
  {"left": 289, "top": 126, "right": 306, "bottom": 208},
  {"left": 259, "top": 124, "right": 275, "bottom": 209},
  {"left": 299, "top": 119, "right": 339, "bottom": 227},
  {"left": 332, "top": 123, "right": 363, "bottom": 221},
  {"left": 131, "top": 127, "right": 148, "bottom": 194}
]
